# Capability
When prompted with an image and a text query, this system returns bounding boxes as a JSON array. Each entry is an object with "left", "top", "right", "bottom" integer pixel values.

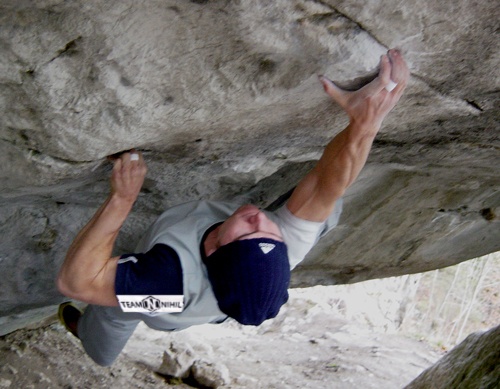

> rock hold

[{"left": 157, "top": 341, "right": 231, "bottom": 388}]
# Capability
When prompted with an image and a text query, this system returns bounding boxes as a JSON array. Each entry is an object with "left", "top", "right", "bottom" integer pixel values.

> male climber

[{"left": 57, "top": 49, "right": 409, "bottom": 366}]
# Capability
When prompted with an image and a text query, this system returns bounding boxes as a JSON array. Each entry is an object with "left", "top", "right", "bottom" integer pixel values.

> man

[{"left": 57, "top": 49, "right": 409, "bottom": 366}]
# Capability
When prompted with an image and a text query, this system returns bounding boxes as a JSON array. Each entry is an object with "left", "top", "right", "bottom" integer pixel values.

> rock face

[
  {"left": 405, "top": 325, "right": 500, "bottom": 389},
  {"left": 0, "top": 0, "right": 498, "bottom": 334}
]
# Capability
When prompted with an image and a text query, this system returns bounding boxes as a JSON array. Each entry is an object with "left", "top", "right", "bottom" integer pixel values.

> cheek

[{"left": 218, "top": 221, "right": 240, "bottom": 245}]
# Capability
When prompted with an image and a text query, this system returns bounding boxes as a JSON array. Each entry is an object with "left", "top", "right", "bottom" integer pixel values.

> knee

[
  {"left": 94, "top": 359, "right": 115, "bottom": 367},
  {"left": 80, "top": 338, "right": 120, "bottom": 367},
  {"left": 87, "top": 352, "right": 117, "bottom": 367}
]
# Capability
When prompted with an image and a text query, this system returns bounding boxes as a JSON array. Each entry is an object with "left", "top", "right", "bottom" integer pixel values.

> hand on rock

[
  {"left": 319, "top": 49, "right": 410, "bottom": 132},
  {"left": 110, "top": 150, "right": 147, "bottom": 203}
]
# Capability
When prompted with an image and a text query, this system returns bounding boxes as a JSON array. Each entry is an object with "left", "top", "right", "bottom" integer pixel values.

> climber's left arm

[{"left": 286, "top": 49, "right": 409, "bottom": 222}]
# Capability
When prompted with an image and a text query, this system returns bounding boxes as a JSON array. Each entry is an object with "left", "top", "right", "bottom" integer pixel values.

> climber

[{"left": 57, "top": 49, "right": 409, "bottom": 366}]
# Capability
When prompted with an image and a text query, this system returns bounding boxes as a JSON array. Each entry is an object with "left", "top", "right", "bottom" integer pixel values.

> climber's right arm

[{"left": 56, "top": 151, "right": 147, "bottom": 306}]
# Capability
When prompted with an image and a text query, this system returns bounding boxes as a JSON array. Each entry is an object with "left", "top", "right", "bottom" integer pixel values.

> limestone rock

[
  {"left": 157, "top": 342, "right": 196, "bottom": 379},
  {"left": 191, "top": 360, "right": 231, "bottom": 389},
  {"left": 156, "top": 341, "right": 230, "bottom": 388},
  {"left": 405, "top": 325, "right": 500, "bottom": 389},
  {"left": 0, "top": 0, "right": 498, "bottom": 333}
]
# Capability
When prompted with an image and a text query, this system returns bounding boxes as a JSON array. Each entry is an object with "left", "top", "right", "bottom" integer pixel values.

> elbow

[
  {"left": 57, "top": 279, "right": 88, "bottom": 302},
  {"left": 56, "top": 272, "right": 72, "bottom": 298},
  {"left": 56, "top": 254, "right": 87, "bottom": 300},
  {"left": 56, "top": 270, "right": 85, "bottom": 301},
  {"left": 56, "top": 269, "right": 108, "bottom": 305}
]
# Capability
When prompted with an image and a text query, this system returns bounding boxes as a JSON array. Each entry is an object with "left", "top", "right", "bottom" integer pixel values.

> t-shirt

[
  {"left": 113, "top": 200, "right": 342, "bottom": 327},
  {"left": 115, "top": 244, "right": 183, "bottom": 296}
]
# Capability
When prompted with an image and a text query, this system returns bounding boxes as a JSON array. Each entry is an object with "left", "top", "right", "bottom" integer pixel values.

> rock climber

[{"left": 57, "top": 49, "right": 409, "bottom": 366}]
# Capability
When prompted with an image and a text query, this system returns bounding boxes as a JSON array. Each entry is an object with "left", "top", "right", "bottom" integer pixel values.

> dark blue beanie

[{"left": 205, "top": 238, "right": 290, "bottom": 326}]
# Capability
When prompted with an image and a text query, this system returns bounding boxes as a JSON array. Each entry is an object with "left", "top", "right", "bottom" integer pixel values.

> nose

[{"left": 247, "top": 209, "right": 268, "bottom": 227}]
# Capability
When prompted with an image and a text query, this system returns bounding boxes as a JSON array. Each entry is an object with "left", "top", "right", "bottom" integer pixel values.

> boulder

[
  {"left": 405, "top": 325, "right": 500, "bottom": 389},
  {"left": 0, "top": 0, "right": 498, "bottom": 333},
  {"left": 157, "top": 341, "right": 230, "bottom": 388},
  {"left": 157, "top": 342, "right": 196, "bottom": 379},
  {"left": 191, "top": 360, "right": 230, "bottom": 389}
]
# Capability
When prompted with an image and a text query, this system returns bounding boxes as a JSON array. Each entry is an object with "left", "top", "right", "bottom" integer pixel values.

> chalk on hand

[
  {"left": 385, "top": 80, "right": 398, "bottom": 92},
  {"left": 130, "top": 153, "right": 139, "bottom": 161}
]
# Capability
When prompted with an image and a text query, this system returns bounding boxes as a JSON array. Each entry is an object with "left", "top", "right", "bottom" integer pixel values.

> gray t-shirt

[
  {"left": 265, "top": 199, "right": 343, "bottom": 270},
  {"left": 115, "top": 199, "right": 343, "bottom": 330}
]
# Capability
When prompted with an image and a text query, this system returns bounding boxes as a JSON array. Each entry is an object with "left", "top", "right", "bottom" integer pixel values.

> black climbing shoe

[{"left": 58, "top": 302, "right": 82, "bottom": 339}]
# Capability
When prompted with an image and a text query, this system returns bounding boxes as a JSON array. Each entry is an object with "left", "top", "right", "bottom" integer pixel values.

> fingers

[
  {"left": 318, "top": 48, "right": 409, "bottom": 129},
  {"left": 110, "top": 150, "right": 147, "bottom": 202},
  {"left": 387, "top": 49, "right": 409, "bottom": 83},
  {"left": 318, "top": 75, "right": 347, "bottom": 106},
  {"left": 111, "top": 150, "right": 147, "bottom": 179},
  {"left": 359, "top": 50, "right": 409, "bottom": 96},
  {"left": 318, "top": 52, "right": 394, "bottom": 102},
  {"left": 109, "top": 150, "right": 144, "bottom": 166},
  {"left": 360, "top": 54, "right": 392, "bottom": 96},
  {"left": 319, "top": 49, "right": 409, "bottom": 98},
  {"left": 382, "top": 49, "right": 409, "bottom": 103},
  {"left": 121, "top": 151, "right": 140, "bottom": 169}
]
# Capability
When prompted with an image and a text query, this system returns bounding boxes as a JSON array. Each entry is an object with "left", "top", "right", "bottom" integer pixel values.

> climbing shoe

[{"left": 58, "top": 302, "right": 82, "bottom": 339}]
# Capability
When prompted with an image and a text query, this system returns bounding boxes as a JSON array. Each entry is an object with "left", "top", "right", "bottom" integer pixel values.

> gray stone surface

[
  {"left": 405, "top": 325, "right": 500, "bottom": 389},
  {"left": 0, "top": 0, "right": 499, "bottom": 334},
  {"left": 157, "top": 340, "right": 230, "bottom": 387},
  {"left": 157, "top": 342, "right": 197, "bottom": 379},
  {"left": 191, "top": 360, "right": 230, "bottom": 389}
]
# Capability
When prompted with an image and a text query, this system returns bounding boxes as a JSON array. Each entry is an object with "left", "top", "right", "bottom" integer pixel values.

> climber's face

[{"left": 215, "top": 204, "right": 283, "bottom": 249}]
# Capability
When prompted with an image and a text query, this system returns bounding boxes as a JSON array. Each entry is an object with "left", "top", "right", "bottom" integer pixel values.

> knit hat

[{"left": 205, "top": 238, "right": 290, "bottom": 326}]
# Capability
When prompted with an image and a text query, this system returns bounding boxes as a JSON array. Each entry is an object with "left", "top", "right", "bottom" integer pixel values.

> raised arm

[
  {"left": 57, "top": 151, "right": 147, "bottom": 306},
  {"left": 286, "top": 49, "right": 409, "bottom": 221}
]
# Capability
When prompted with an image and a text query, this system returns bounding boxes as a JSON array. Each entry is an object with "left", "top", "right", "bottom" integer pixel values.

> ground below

[{"left": 0, "top": 288, "right": 441, "bottom": 389}]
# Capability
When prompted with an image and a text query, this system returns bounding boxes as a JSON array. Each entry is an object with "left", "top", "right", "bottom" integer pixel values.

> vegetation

[{"left": 400, "top": 252, "right": 499, "bottom": 349}]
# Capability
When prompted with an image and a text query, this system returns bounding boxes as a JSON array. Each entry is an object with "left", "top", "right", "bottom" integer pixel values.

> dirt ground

[{"left": 0, "top": 288, "right": 442, "bottom": 389}]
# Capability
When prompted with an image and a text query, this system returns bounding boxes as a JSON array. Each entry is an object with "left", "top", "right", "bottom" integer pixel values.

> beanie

[{"left": 205, "top": 238, "right": 290, "bottom": 326}]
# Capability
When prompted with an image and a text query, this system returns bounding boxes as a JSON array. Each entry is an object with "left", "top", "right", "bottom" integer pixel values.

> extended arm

[
  {"left": 287, "top": 49, "right": 409, "bottom": 221},
  {"left": 57, "top": 151, "right": 147, "bottom": 306}
]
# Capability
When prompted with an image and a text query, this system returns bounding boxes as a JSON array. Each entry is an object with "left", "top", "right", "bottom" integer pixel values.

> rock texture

[
  {"left": 0, "top": 0, "right": 499, "bottom": 334},
  {"left": 157, "top": 340, "right": 230, "bottom": 387},
  {"left": 0, "top": 287, "right": 442, "bottom": 389},
  {"left": 405, "top": 325, "right": 500, "bottom": 389}
]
